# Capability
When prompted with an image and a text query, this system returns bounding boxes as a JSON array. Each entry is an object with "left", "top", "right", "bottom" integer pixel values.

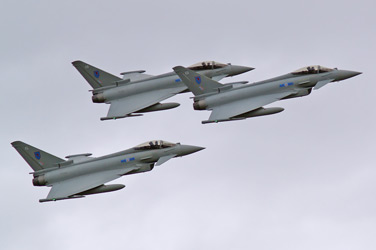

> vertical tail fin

[
  {"left": 173, "top": 66, "right": 223, "bottom": 95},
  {"left": 11, "top": 141, "right": 65, "bottom": 171},
  {"left": 72, "top": 60, "right": 122, "bottom": 89}
]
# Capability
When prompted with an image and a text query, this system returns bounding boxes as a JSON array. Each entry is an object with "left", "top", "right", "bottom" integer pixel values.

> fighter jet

[
  {"left": 11, "top": 140, "right": 204, "bottom": 202},
  {"left": 72, "top": 60, "right": 253, "bottom": 120},
  {"left": 173, "top": 65, "right": 361, "bottom": 124}
]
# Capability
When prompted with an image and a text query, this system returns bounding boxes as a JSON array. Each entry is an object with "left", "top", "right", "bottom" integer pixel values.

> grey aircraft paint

[
  {"left": 173, "top": 65, "right": 361, "bottom": 124},
  {"left": 11, "top": 140, "right": 204, "bottom": 202},
  {"left": 72, "top": 60, "right": 253, "bottom": 120}
]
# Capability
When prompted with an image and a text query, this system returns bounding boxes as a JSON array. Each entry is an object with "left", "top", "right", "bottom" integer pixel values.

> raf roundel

[
  {"left": 195, "top": 76, "right": 201, "bottom": 84},
  {"left": 94, "top": 70, "right": 100, "bottom": 78},
  {"left": 34, "top": 152, "right": 41, "bottom": 160}
]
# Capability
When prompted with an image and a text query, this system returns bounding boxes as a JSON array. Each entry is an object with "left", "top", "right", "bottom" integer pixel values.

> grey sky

[{"left": 2, "top": 0, "right": 375, "bottom": 249}]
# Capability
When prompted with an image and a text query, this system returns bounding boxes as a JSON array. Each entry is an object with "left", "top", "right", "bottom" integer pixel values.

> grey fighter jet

[
  {"left": 173, "top": 65, "right": 361, "bottom": 124},
  {"left": 72, "top": 61, "right": 253, "bottom": 120},
  {"left": 11, "top": 140, "right": 204, "bottom": 202}
]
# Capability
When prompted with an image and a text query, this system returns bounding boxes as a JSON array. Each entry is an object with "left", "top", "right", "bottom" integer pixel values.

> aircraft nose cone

[
  {"left": 337, "top": 70, "right": 362, "bottom": 81},
  {"left": 230, "top": 65, "right": 254, "bottom": 76},
  {"left": 179, "top": 145, "right": 205, "bottom": 156}
]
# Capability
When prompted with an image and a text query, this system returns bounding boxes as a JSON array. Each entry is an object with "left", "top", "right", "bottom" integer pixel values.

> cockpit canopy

[
  {"left": 188, "top": 61, "right": 228, "bottom": 70},
  {"left": 134, "top": 140, "right": 176, "bottom": 150},
  {"left": 292, "top": 65, "right": 334, "bottom": 75}
]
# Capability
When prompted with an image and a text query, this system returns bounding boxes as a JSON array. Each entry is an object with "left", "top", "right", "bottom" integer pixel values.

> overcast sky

[{"left": 1, "top": 0, "right": 375, "bottom": 249}]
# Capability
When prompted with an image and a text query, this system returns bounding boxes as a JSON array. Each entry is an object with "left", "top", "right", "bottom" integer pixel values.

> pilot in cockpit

[{"left": 307, "top": 67, "right": 315, "bottom": 74}]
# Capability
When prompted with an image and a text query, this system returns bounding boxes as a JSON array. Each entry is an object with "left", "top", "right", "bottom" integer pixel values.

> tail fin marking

[
  {"left": 11, "top": 141, "right": 65, "bottom": 171},
  {"left": 72, "top": 60, "right": 122, "bottom": 89},
  {"left": 173, "top": 66, "right": 223, "bottom": 96}
]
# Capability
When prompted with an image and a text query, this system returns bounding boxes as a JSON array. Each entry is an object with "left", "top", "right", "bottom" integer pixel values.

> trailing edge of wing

[
  {"left": 207, "top": 92, "right": 294, "bottom": 122},
  {"left": 104, "top": 86, "right": 186, "bottom": 119},
  {"left": 45, "top": 166, "right": 139, "bottom": 200}
]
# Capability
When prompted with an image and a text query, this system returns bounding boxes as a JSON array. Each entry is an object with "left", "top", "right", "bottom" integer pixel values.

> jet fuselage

[
  {"left": 11, "top": 140, "right": 204, "bottom": 202},
  {"left": 33, "top": 143, "right": 203, "bottom": 187},
  {"left": 93, "top": 65, "right": 251, "bottom": 103},
  {"left": 195, "top": 69, "right": 361, "bottom": 110}
]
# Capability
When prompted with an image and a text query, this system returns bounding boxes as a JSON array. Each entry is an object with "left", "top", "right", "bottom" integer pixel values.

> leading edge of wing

[
  {"left": 105, "top": 86, "right": 187, "bottom": 119},
  {"left": 45, "top": 167, "right": 138, "bottom": 200},
  {"left": 207, "top": 92, "right": 294, "bottom": 122}
]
